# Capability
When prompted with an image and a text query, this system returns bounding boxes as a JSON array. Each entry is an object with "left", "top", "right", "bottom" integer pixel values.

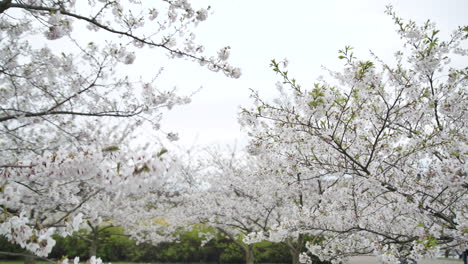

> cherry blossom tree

[
  {"left": 60, "top": 146, "right": 186, "bottom": 257},
  {"left": 195, "top": 151, "right": 275, "bottom": 264},
  {"left": 240, "top": 6, "right": 467, "bottom": 264},
  {"left": 119, "top": 148, "right": 270, "bottom": 264},
  {"left": 0, "top": 0, "right": 240, "bottom": 165},
  {"left": 0, "top": 0, "right": 239, "bottom": 258},
  {"left": 109, "top": 149, "right": 245, "bottom": 263},
  {"left": 110, "top": 149, "right": 196, "bottom": 247},
  {"left": 174, "top": 149, "right": 311, "bottom": 264},
  {"left": 241, "top": 152, "right": 326, "bottom": 264}
]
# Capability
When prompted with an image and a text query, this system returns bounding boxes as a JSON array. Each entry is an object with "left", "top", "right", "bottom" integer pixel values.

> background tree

[
  {"left": 240, "top": 6, "right": 467, "bottom": 264},
  {"left": 0, "top": 0, "right": 239, "bottom": 258},
  {"left": 242, "top": 152, "right": 327, "bottom": 264},
  {"left": 168, "top": 149, "right": 309, "bottom": 264}
]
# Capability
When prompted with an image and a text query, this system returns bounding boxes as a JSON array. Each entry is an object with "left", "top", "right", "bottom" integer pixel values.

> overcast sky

[{"left": 134, "top": 0, "right": 468, "bottom": 150}]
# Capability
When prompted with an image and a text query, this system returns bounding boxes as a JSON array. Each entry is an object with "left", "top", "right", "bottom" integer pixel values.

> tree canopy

[{"left": 0, "top": 2, "right": 466, "bottom": 264}]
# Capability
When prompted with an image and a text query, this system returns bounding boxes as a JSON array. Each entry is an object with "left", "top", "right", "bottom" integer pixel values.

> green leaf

[
  {"left": 394, "top": 146, "right": 403, "bottom": 152},
  {"left": 103, "top": 146, "right": 119, "bottom": 152},
  {"left": 157, "top": 148, "right": 168, "bottom": 157},
  {"left": 134, "top": 163, "right": 150, "bottom": 174}
]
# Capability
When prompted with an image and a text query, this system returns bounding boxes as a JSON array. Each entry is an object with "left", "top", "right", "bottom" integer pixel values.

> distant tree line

[{"left": 0, "top": 227, "right": 329, "bottom": 264}]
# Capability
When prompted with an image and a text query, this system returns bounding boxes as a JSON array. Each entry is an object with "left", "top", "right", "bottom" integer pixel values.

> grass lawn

[
  {"left": 0, "top": 262, "right": 163, "bottom": 264},
  {"left": 0, "top": 262, "right": 50, "bottom": 264},
  {"left": 0, "top": 259, "right": 286, "bottom": 264},
  {"left": 0, "top": 262, "right": 52, "bottom": 264},
  {"left": 0, "top": 262, "right": 240, "bottom": 264},
  {"left": 1, "top": 262, "right": 279, "bottom": 264}
]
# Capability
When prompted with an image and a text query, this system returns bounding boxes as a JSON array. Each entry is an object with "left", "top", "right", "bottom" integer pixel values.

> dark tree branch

[
  {"left": 0, "top": 251, "right": 54, "bottom": 263},
  {"left": 6, "top": 1, "right": 230, "bottom": 72},
  {"left": 0, "top": 0, "right": 12, "bottom": 14},
  {"left": 0, "top": 108, "right": 144, "bottom": 123}
]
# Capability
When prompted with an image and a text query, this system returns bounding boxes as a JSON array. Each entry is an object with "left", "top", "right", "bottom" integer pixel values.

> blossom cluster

[
  {"left": 237, "top": 7, "right": 467, "bottom": 263},
  {"left": 0, "top": 0, "right": 240, "bottom": 258}
]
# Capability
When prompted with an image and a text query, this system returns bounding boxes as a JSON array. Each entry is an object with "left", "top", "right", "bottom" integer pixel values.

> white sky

[{"left": 134, "top": 0, "right": 468, "bottom": 150}]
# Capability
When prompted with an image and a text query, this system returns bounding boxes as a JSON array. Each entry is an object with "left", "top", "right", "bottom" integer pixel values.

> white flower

[
  {"left": 299, "top": 253, "right": 312, "bottom": 264},
  {"left": 89, "top": 256, "right": 102, "bottom": 264},
  {"left": 164, "top": 37, "right": 176, "bottom": 48},
  {"left": 229, "top": 67, "right": 241, "bottom": 78},
  {"left": 196, "top": 9, "right": 208, "bottom": 21},
  {"left": 149, "top": 9, "right": 159, "bottom": 20},
  {"left": 71, "top": 213, "right": 83, "bottom": 231},
  {"left": 124, "top": 52, "right": 136, "bottom": 65},
  {"left": 167, "top": 132, "right": 179, "bottom": 142},
  {"left": 218, "top": 47, "right": 230, "bottom": 61}
]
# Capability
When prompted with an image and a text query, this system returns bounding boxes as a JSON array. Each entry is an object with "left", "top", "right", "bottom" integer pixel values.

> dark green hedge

[{"left": 1, "top": 227, "right": 329, "bottom": 264}]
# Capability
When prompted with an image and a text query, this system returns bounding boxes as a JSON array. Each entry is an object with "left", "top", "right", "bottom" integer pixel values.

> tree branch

[
  {"left": 0, "top": 251, "right": 54, "bottom": 263},
  {"left": 0, "top": 0, "right": 12, "bottom": 14}
]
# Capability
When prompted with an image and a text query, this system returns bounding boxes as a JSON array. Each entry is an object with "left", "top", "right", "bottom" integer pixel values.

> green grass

[
  {"left": 1, "top": 262, "right": 287, "bottom": 264},
  {"left": 0, "top": 262, "right": 51, "bottom": 264},
  {"left": 1, "top": 262, "right": 225, "bottom": 264},
  {"left": 0, "top": 262, "right": 245, "bottom": 264}
]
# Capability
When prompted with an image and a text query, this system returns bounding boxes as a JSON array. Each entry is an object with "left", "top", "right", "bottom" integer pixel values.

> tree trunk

[
  {"left": 216, "top": 228, "right": 255, "bottom": 264},
  {"left": 290, "top": 247, "right": 300, "bottom": 264},
  {"left": 244, "top": 245, "right": 254, "bottom": 264},
  {"left": 89, "top": 228, "right": 99, "bottom": 257},
  {"left": 444, "top": 249, "right": 449, "bottom": 258},
  {"left": 89, "top": 236, "right": 97, "bottom": 257},
  {"left": 86, "top": 223, "right": 103, "bottom": 257},
  {"left": 285, "top": 236, "right": 303, "bottom": 264}
]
